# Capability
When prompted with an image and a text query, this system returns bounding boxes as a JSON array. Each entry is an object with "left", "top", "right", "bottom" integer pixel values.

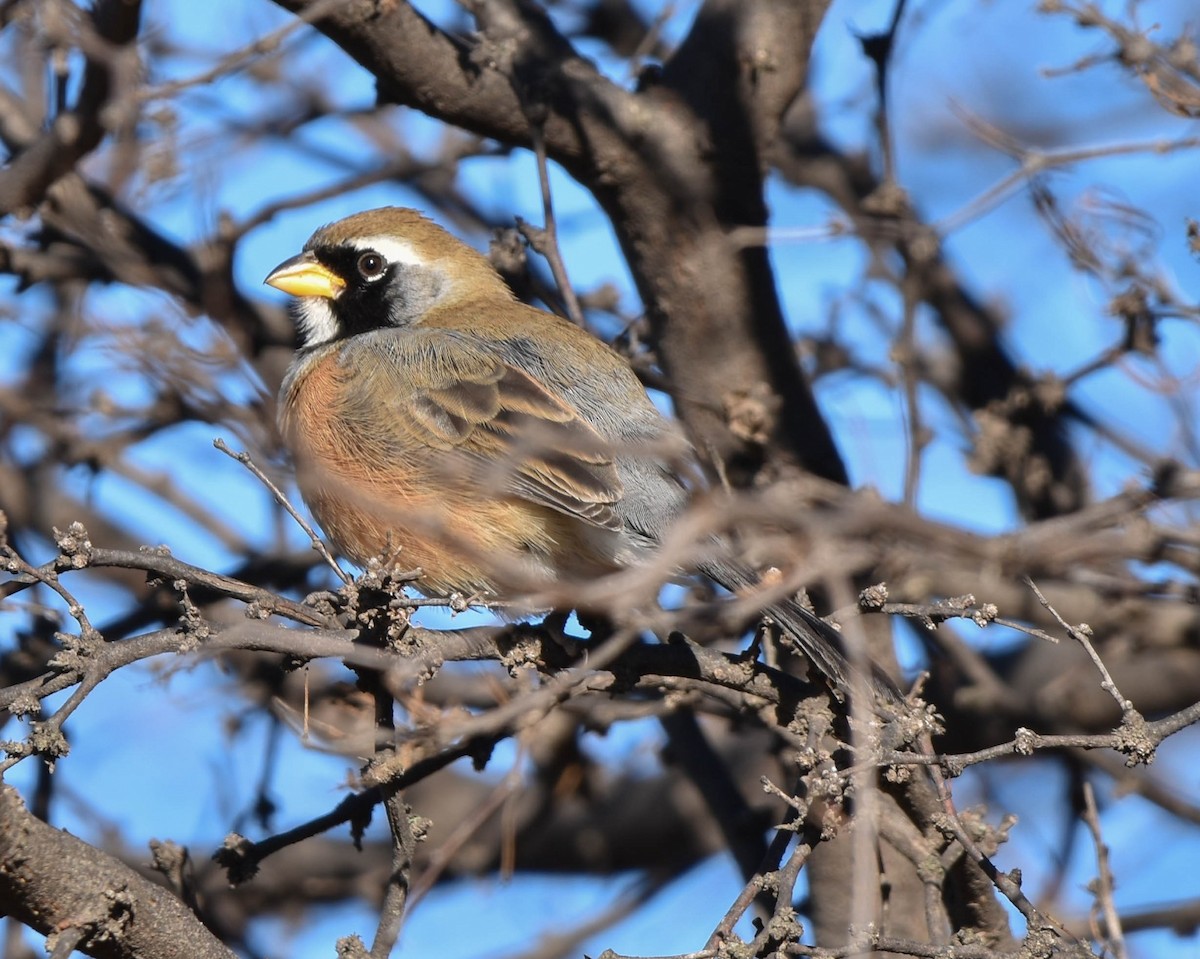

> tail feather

[{"left": 701, "top": 560, "right": 904, "bottom": 705}]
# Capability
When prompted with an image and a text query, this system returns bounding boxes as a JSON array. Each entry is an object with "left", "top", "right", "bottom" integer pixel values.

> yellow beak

[{"left": 264, "top": 252, "right": 345, "bottom": 299}]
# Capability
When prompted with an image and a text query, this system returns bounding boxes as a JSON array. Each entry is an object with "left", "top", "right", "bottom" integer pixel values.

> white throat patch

[{"left": 294, "top": 295, "right": 340, "bottom": 348}]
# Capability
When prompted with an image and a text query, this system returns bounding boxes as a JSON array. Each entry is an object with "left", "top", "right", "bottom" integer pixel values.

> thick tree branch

[{"left": 0, "top": 785, "right": 236, "bottom": 959}]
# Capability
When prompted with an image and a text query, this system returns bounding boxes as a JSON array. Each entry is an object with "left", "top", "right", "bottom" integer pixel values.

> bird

[{"left": 265, "top": 206, "right": 895, "bottom": 702}]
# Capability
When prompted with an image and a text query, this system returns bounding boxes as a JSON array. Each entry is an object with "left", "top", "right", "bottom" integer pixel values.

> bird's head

[{"left": 264, "top": 207, "right": 510, "bottom": 348}]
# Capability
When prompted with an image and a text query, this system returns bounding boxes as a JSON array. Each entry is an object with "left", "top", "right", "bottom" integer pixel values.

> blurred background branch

[{"left": 1, "top": 1, "right": 1199, "bottom": 958}]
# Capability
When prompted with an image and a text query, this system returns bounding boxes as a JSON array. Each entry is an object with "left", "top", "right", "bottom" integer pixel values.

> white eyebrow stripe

[{"left": 348, "top": 235, "right": 426, "bottom": 268}]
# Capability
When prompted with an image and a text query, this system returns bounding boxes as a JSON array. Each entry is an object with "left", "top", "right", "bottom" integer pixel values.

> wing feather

[{"left": 351, "top": 330, "right": 623, "bottom": 530}]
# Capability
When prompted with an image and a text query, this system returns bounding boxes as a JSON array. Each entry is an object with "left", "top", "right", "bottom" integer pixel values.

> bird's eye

[{"left": 357, "top": 252, "right": 387, "bottom": 280}]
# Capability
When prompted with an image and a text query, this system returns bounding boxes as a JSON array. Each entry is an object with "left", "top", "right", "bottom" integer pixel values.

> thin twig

[
  {"left": 214, "top": 437, "right": 351, "bottom": 585},
  {"left": 134, "top": 0, "right": 346, "bottom": 104},
  {"left": 1023, "top": 575, "right": 1134, "bottom": 715},
  {"left": 864, "top": 0, "right": 910, "bottom": 187},
  {"left": 523, "top": 119, "right": 585, "bottom": 327},
  {"left": 1081, "top": 781, "right": 1128, "bottom": 959},
  {"left": 407, "top": 773, "right": 520, "bottom": 906},
  {"left": 938, "top": 115, "right": 1200, "bottom": 236}
]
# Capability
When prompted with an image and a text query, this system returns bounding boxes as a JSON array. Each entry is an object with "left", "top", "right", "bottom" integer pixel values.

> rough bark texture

[{"left": 0, "top": 786, "right": 236, "bottom": 959}]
